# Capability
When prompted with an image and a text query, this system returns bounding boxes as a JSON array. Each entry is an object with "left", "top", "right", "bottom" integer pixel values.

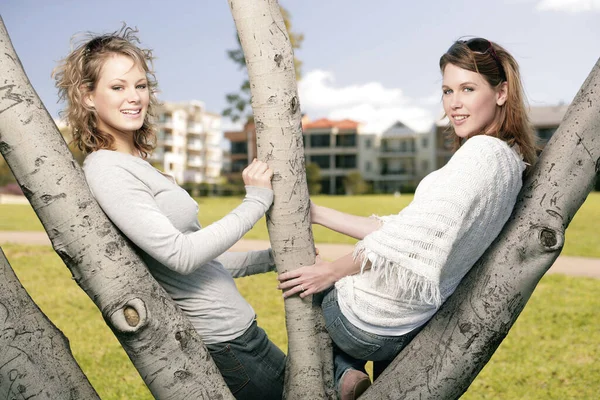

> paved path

[{"left": 1, "top": 231, "right": 598, "bottom": 279}]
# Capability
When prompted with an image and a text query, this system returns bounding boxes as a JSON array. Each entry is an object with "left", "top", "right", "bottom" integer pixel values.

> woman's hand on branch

[
  {"left": 277, "top": 256, "right": 336, "bottom": 299},
  {"left": 242, "top": 159, "right": 273, "bottom": 189}
]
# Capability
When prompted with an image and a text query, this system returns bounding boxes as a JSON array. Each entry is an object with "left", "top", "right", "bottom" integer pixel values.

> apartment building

[
  {"left": 151, "top": 100, "right": 223, "bottom": 185},
  {"left": 373, "top": 121, "right": 434, "bottom": 193},
  {"left": 222, "top": 117, "right": 433, "bottom": 194},
  {"left": 223, "top": 120, "right": 257, "bottom": 182},
  {"left": 302, "top": 118, "right": 377, "bottom": 195},
  {"left": 529, "top": 104, "right": 569, "bottom": 147}
]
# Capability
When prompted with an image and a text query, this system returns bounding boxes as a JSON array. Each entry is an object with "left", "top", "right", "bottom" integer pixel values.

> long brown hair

[
  {"left": 440, "top": 38, "right": 536, "bottom": 167},
  {"left": 53, "top": 25, "right": 158, "bottom": 158}
]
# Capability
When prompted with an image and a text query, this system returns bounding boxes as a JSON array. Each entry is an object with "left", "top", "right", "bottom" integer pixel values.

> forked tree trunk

[
  {"left": 0, "top": 16, "right": 233, "bottom": 400},
  {"left": 228, "top": 1, "right": 335, "bottom": 398},
  {"left": 362, "top": 58, "right": 600, "bottom": 399},
  {"left": 0, "top": 248, "right": 100, "bottom": 399}
]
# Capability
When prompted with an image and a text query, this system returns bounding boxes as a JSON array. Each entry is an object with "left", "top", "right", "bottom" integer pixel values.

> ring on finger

[{"left": 300, "top": 285, "right": 305, "bottom": 292}]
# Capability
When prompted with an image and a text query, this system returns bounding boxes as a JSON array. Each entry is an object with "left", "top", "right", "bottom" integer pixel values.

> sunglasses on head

[
  {"left": 457, "top": 38, "right": 507, "bottom": 81},
  {"left": 84, "top": 35, "right": 113, "bottom": 56}
]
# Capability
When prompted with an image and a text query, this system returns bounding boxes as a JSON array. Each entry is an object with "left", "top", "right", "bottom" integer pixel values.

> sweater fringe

[{"left": 353, "top": 241, "right": 442, "bottom": 307}]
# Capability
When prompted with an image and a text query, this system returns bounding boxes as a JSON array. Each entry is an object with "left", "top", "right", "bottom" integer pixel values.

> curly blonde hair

[
  {"left": 440, "top": 38, "right": 537, "bottom": 168},
  {"left": 53, "top": 25, "right": 158, "bottom": 158}
]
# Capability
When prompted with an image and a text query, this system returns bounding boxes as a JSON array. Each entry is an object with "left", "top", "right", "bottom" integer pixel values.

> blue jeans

[
  {"left": 320, "top": 288, "right": 420, "bottom": 385},
  {"left": 206, "top": 320, "right": 285, "bottom": 400}
]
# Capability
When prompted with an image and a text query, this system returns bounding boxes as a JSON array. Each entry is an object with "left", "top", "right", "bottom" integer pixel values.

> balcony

[
  {"left": 379, "top": 168, "right": 415, "bottom": 179},
  {"left": 187, "top": 140, "right": 204, "bottom": 151},
  {"left": 187, "top": 122, "right": 204, "bottom": 134},
  {"left": 187, "top": 156, "right": 205, "bottom": 168},
  {"left": 163, "top": 134, "right": 174, "bottom": 146},
  {"left": 378, "top": 150, "right": 415, "bottom": 158},
  {"left": 184, "top": 171, "right": 204, "bottom": 183}
]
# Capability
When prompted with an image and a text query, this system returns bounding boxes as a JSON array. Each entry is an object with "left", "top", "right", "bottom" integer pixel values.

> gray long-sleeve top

[{"left": 83, "top": 150, "right": 274, "bottom": 344}]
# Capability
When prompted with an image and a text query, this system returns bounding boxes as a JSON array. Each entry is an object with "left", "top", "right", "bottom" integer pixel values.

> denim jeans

[
  {"left": 206, "top": 320, "right": 285, "bottom": 400},
  {"left": 320, "top": 288, "right": 420, "bottom": 385}
]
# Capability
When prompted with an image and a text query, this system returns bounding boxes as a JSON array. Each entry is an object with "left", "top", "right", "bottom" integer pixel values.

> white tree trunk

[
  {"left": 0, "top": 248, "right": 100, "bottom": 399},
  {"left": 0, "top": 16, "right": 234, "bottom": 400},
  {"left": 228, "top": 1, "right": 334, "bottom": 398},
  {"left": 362, "top": 58, "right": 600, "bottom": 399}
]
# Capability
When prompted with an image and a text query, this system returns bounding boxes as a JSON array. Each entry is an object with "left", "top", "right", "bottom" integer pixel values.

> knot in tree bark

[
  {"left": 540, "top": 228, "right": 558, "bottom": 248},
  {"left": 109, "top": 298, "right": 147, "bottom": 333},
  {"left": 290, "top": 96, "right": 299, "bottom": 114},
  {"left": 274, "top": 53, "right": 283, "bottom": 67},
  {"left": 124, "top": 306, "right": 140, "bottom": 327},
  {"left": 0, "top": 141, "right": 11, "bottom": 154}
]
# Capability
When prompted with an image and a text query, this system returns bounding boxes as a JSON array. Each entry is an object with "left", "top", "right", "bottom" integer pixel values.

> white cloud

[
  {"left": 298, "top": 69, "right": 435, "bottom": 133},
  {"left": 536, "top": 0, "right": 600, "bottom": 13},
  {"left": 220, "top": 118, "right": 244, "bottom": 133}
]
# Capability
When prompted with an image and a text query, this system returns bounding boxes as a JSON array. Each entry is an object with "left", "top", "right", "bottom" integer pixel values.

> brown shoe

[{"left": 339, "top": 369, "right": 371, "bottom": 400}]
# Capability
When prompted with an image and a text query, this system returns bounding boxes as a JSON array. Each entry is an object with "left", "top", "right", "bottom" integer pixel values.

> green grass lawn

[
  {"left": 3, "top": 244, "right": 599, "bottom": 399},
  {"left": 1, "top": 192, "right": 599, "bottom": 257}
]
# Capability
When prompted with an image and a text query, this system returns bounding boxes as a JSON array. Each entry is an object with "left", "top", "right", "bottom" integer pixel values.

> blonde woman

[{"left": 54, "top": 27, "right": 285, "bottom": 399}]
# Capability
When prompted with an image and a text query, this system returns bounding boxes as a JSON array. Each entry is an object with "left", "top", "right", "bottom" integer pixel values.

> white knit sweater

[{"left": 336, "top": 135, "right": 525, "bottom": 335}]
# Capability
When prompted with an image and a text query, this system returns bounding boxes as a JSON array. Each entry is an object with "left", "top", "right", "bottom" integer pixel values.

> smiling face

[
  {"left": 85, "top": 53, "right": 149, "bottom": 140},
  {"left": 442, "top": 63, "right": 507, "bottom": 139}
]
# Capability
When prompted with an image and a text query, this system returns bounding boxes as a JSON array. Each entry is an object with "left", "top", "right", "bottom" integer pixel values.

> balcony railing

[
  {"left": 187, "top": 157, "right": 205, "bottom": 167},
  {"left": 187, "top": 140, "right": 204, "bottom": 151},
  {"left": 380, "top": 169, "right": 415, "bottom": 176},
  {"left": 187, "top": 123, "right": 204, "bottom": 134}
]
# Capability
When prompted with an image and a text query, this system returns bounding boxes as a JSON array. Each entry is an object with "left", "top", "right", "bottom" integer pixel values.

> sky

[{"left": 3, "top": 0, "right": 600, "bottom": 134}]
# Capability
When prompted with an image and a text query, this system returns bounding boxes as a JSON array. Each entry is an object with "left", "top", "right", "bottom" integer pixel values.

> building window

[
  {"left": 422, "top": 137, "right": 429, "bottom": 148},
  {"left": 320, "top": 178, "right": 331, "bottom": 195},
  {"left": 231, "top": 159, "right": 246, "bottom": 172},
  {"left": 335, "top": 176, "right": 346, "bottom": 194},
  {"left": 310, "top": 155, "right": 331, "bottom": 169},
  {"left": 443, "top": 135, "right": 454, "bottom": 150},
  {"left": 231, "top": 141, "right": 248, "bottom": 155},
  {"left": 336, "top": 134, "right": 357, "bottom": 147},
  {"left": 335, "top": 154, "right": 357, "bottom": 169},
  {"left": 365, "top": 139, "right": 372, "bottom": 149},
  {"left": 537, "top": 127, "right": 556, "bottom": 144},
  {"left": 366, "top": 161, "right": 372, "bottom": 171},
  {"left": 310, "top": 134, "right": 331, "bottom": 148}
]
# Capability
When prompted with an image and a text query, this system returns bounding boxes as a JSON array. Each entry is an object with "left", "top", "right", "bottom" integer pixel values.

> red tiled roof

[{"left": 303, "top": 118, "right": 359, "bottom": 130}]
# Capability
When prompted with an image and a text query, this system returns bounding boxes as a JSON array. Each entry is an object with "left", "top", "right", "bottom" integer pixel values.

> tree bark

[
  {"left": 0, "top": 16, "right": 233, "bottom": 400},
  {"left": 228, "top": 1, "right": 334, "bottom": 398},
  {"left": 362, "top": 58, "right": 600, "bottom": 399},
  {"left": 0, "top": 248, "right": 100, "bottom": 399}
]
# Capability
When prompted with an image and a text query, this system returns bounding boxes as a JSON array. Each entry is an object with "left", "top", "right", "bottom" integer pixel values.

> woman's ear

[
  {"left": 81, "top": 84, "right": 95, "bottom": 109},
  {"left": 496, "top": 81, "right": 508, "bottom": 106}
]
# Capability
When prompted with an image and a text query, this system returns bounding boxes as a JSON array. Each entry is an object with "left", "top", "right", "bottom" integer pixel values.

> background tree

[
  {"left": 228, "top": 0, "right": 334, "bottom": 398},
  {"left": 0, "top": 16, "right": 234, "bottom": 399},
  {"left": 362, "top": 58, "right": 600, "bottom": 399},
  {"left": 0, "top": 248, "right": 100, "bottom": 399},
  {"left": 306, "top": 162, "right": 322, "bottom": 195},
  {"left": 0, "top": 156, "right": 16, "bottom": 187},
  {"left": 223, "top": 4, "right": 304, "bottom": 123},
  {"left": 57, "top": 124, "right": 86, "bottom": 165},
  {"left": 343, "top": 171, "right": 370, "bottom": 195}
]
